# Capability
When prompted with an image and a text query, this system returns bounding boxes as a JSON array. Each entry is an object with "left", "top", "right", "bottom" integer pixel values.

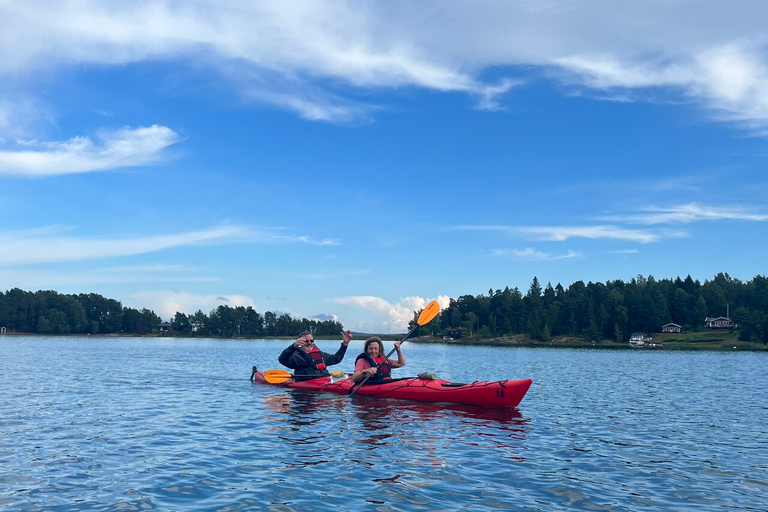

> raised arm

[{"left": 388, "top": 341, "right": 406, "bottom": 368}]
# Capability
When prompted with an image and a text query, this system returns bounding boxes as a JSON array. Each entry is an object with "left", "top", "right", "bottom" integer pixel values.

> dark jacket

[{"left": 278, "top": 343, "right": 348, "bottom": 380}]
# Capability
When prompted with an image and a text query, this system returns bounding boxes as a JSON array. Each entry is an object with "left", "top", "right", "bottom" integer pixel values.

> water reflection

[{"left": 350, "top": 393, "right": 530, "bottom": 427}]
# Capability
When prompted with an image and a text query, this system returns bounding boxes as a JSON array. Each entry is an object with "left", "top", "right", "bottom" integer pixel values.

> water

[{"left": 1, "top": 336, "right": 766, "bottom": 511}]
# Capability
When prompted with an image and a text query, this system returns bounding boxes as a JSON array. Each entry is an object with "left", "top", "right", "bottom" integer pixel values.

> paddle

[
  {"left": 263, "top": 369, "right": 293, "bottom": 384},
  {"left": 348, "top": 300, "right": 441, "bottom": 397},
  {"left": 261, "top": 369, "right": 346, "bottom": 384}
]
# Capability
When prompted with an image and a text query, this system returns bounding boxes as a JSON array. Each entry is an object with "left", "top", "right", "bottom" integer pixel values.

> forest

[
  {"left": 0, "top": 289, "right": 343, "bottom": 337},
  {"left": 411, "top": 272, "right": 768, "bottom": 344},
  {"left": 1, "top": 272, "right": 767, "bottom": 343}
]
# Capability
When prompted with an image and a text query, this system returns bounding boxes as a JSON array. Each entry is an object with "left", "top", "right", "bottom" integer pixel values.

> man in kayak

[
  {"left": 278, "top": 330, "right": 353, "bottom": 380},
  {"left": 351, "top": 336, "right": 406, "bottom": 384}
]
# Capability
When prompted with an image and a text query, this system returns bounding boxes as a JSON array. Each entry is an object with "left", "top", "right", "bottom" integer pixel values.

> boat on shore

[
  {"left": 250, "top": 367, "right": 532, "bottom": 408},
  {"left": 629, "top": 332, "right": 662, "bottom": 348}
]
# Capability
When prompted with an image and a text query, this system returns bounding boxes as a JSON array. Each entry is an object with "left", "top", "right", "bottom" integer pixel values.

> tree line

[
  {"left": 410, "top": 273, "right": 768, "bottom": 344},
  {"left": 2, "top": 272, "right": 767, "bottom": 342},
  {"left": 0, "top": 288, "right": 343, "bottom": 337}
]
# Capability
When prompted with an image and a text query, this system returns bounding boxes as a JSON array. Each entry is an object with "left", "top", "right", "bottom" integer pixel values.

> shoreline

[
  {"left": 407, "top": 334, "right": 768, "bottom": 351},
  {"left": 3, "top": 331, "right": 765, "bottom": 351}
]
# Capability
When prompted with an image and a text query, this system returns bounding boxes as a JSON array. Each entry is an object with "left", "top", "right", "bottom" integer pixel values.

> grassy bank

[{"left": 408, "top": 331, "right": 767, "bottom": 351}]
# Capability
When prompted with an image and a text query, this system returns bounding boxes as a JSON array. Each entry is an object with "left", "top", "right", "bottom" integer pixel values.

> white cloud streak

[
  {"left": 0, "top": 225, "right": 338, "bottom": 266},
  {"left": 602, "top": 202, "right": 768, "bottom": 225},
  {"left": 491, "top": 248, "right": 579, "bottom": 260},
  {"left": 0, "top": 265, "right": 218, "bottom": 289},
  {"left": 454, "top": 224, "right": 663, "bottom": 243},
  {"left": 0, "top": 125, "right": 180, "bottom": 176}
]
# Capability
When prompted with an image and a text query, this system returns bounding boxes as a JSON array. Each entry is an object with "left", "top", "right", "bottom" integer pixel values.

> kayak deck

[{"left": 251, "top": 368, "right": 532, "bottom": 408}]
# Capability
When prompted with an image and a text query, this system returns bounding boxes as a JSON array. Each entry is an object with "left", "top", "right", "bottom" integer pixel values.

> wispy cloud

[
  {"left": 0, "top": 125, "right": 181, "bottom": 176},
  {"left": 330, "top": 295, "right": 451, "bottom": 331},
  {"left": 556, "top": 41, "right": 768, "bottom": 135},
  {"left": 0, "top": 3, "right": 515, "bottom": 126},
  {"left": 4, "top": 3, "right": 768, "bottom": 132},
  {"left": 0, "top": 224, "right": 338, "bottom": 266},
  {"left": 601, "top": 202, "right": 768, "bottom": 225},
  {"left": 3, "top": 2, "right": 768, "bottom": 134},
  {"left": 453, "top": 224, "right": 663, "bottom": 243},
  {"left": 491, "top": 248, "right": 579, "bottom": 260},
  {"left": 0, "top": 264, "right": 218, "bottom": 288},
  {"left": 240, "top": 84, "right": 378, "bottom": 124}
]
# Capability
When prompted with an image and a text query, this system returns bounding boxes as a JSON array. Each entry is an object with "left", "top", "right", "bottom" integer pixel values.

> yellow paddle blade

[
  {"left": 263, "top": 369, "right": 293, "bottom": 384},
  {"left": 417, "top": 300, "right": 441, "bottom": 326}
]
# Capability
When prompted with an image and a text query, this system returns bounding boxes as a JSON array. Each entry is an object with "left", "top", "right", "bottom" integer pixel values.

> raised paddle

[{"left": 348, "top": 300, "right": 441, "bottom": 397}]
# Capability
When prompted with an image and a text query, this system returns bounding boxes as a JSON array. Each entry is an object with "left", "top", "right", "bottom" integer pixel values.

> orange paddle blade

[
  {"left": 417, "top": 300, "right": 441, "bottom": 326},
  {"left": 263, "top": 369, "right": 293, "bottom": 384}
]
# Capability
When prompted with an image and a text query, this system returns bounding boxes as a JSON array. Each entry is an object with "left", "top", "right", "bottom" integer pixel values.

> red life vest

[
  {"left": 355, "top": 353, "right": 390, "bottom": 380},
  {"left": 306, "top": 346, "right": 326, "bottom": 371}
]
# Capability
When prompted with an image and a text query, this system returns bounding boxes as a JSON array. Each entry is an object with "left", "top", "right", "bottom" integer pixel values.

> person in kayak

[
  {"left": 278, "top": 330, "right": 352, "bottom": 380},
  {"left": 351, "top": 336, "right": 406, "bottom": 383}
]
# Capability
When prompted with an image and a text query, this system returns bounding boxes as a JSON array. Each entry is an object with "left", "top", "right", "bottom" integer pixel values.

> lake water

[{"left": 1, "top": 336, "right": 766, "bottom": 511}]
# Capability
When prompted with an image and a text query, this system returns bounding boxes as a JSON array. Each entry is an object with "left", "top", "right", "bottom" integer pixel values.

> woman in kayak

[
  {"left": 351, "top": 336, "right": 406, "bottom": 383},
  {"left": 279, "top": 330, "right": 352, "bottom": 380}
]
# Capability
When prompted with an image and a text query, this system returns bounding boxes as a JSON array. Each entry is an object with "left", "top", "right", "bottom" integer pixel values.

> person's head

[
  {"left": 299, "top": 330, "right": 315, "bottom": 346},
  {"left": 364, "top": 336, "right": 384, "bottom": 358}
]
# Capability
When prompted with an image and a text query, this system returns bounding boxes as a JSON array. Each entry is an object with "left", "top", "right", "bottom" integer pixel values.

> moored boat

[{"left": 250, "top": 367, "right": 532, "bottom": 408}]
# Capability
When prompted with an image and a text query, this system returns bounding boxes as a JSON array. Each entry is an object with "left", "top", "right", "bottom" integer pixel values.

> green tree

[{"left": 173, "top": 312, "right": 191, "bottom": 333}]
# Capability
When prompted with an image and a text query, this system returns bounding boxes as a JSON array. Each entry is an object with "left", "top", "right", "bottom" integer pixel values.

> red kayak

[{"left": 251, "top": 367, "right": 532, "bottom": 408}]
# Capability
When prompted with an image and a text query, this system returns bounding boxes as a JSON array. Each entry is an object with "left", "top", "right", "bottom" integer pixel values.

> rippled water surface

[{"left": 1, "top": 337, "right": 766, "bottom": 511}]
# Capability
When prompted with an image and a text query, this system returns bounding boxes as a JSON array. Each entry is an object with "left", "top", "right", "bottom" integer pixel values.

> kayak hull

[{"left": 251, "top": 368, "right": 532, "bottom": 408}]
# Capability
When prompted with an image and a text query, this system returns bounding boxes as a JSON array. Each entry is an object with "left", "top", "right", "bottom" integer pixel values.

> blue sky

[{"left": 1, "top": 1, "right": 767, "bottom": 332}]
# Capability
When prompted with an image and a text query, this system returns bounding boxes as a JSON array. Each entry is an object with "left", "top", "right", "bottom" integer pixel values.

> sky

[{"left": 1, "top": 1, "right": 767, "bottom": 333}]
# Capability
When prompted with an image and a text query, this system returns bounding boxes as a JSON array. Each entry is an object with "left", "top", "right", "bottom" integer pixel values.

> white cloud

[
  {"left": 519, "top": 225, "right": 668, "bottom": 243},
  {"left": 0, "top": 2, "right": 766, "bottom": 134},
  {"left": 240, "top": 84, "right": 378, "bottom": 124},
  {"left": 0, "top": 264, "right": 217, "bottom": 289},
  {"left": 491, "top": 248, "right": 579, "bottom": 260},
  {"left": 127, "top": 290, "right": 257, "bottom": 321},
  {"left": 453, "top": 224, "right": 662, "bottom": 243},
  {"left": 0, "top": 125, "right": 180, "bottom": 176},
  {"left": 602, "top": 202, "right": 768, "bottom": 225},
  {"left": 557, "top": 42, "right": 768, "bottom": 133},
  {"left": 0, "top": 224, "right": 341, "bottom": 266},
  {"left": 330, "top": 294, "right": 451, "bottom": 331},
  {"left": 0, "top": 225, "right": 251, "bottom": 266}
]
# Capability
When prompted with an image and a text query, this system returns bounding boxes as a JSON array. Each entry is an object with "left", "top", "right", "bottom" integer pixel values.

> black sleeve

[{"left": 278, "top": 344, "right": 299, "bottom": 368}]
